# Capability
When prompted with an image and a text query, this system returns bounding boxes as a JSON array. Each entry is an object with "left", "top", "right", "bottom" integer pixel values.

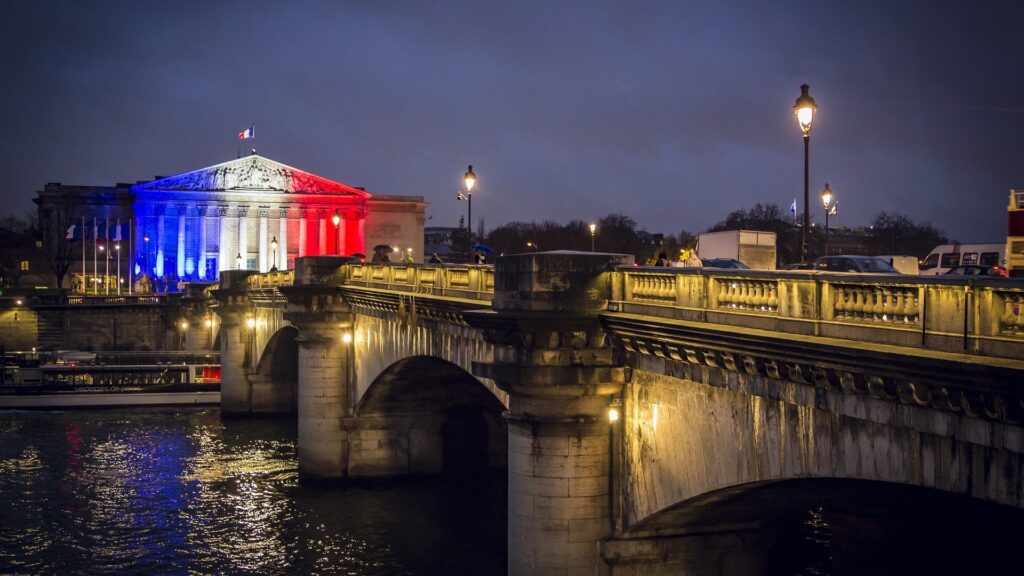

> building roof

[{"left": 131, "top": 154, "right": 371, "bottom": 198}]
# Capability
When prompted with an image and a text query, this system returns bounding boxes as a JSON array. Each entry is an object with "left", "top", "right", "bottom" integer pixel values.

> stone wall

[
  {"left": 619, "top": 352, "right": 1024, "bottom": 530},
  {"left": 33, "top": 304, "right": 175, "bottom": 351}
]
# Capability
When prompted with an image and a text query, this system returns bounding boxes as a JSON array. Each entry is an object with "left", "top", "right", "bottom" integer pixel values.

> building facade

[{"left": 36, "top": 154, "right": 427, "bottom": 290}]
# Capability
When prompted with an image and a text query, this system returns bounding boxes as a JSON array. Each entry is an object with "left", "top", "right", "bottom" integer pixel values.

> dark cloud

[{"left": 2, "top": 0, "right": 1022, "bottom": 242}]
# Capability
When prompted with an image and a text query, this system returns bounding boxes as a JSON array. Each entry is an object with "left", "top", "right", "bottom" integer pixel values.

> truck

[
  {"left": 918, "top": 243, "right": 1005, "bottom": 275},
  {"left": 696, "top": 230, "right": 777, "bottom": 270}
]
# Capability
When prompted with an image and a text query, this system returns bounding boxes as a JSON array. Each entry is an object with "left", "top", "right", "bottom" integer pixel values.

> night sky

[{"left": 2, "top": 1, "right": 1022, "bottom": 242}]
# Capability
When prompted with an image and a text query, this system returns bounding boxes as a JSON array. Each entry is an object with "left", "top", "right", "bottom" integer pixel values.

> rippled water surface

[{"left": 0, "top": 408, "right": 506, "bottom": 575}]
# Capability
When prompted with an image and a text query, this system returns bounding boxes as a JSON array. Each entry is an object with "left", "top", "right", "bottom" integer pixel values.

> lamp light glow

[
  {"left": 793, "top": 84, "right": 817, "bottom": 134},
  {"left": 821, "top": 183, "right": 833, "bottom": 208},
  {"left": 331, "top": 210, "right": 341, "bottom": 227},
  {"left": 608, "top": 407, "right": 620, "bottom": 423},
  {"left": 246, "top": 318, "right": 256, "bottom": 329},
  {"left": 464, "top": 165, "right": 476, "bottom": 192},
  {"left": 341, "top": 332, "right": 353, "bottom": 344}
]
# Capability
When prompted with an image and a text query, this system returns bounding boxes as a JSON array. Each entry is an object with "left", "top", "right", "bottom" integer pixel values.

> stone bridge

[{"left": 203, "top": 253, "right": 1024, "bottom": 575}]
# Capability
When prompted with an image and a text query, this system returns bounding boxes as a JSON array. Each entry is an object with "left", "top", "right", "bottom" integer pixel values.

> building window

[{"left": 20, "top": 260, "right": 29, "bottom": 271}]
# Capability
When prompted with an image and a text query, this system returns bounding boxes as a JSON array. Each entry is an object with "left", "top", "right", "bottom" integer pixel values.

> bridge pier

[
  {"left": 282, "top": 256, "right": 356, "bottom": 481},
  {"left": 181, "top": 283, "right": 215, "bottom": 352},
  {"left": 212, "top": 271, "right": 256, "bottom": 415},
  {"left": 470, "top": 252, "right": 632, "bottom": 576}
]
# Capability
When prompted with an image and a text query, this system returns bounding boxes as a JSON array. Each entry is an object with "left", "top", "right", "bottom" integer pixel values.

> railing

[
  {"left": 246, "top": 269, "right": 295, "bottom": 290},
  {"left": 342, "top": 263, "right": 494, "bottom": 302},
  {"left": 611, "top": 268, "right": 1024, "bottom": 359},
  {"left": 63, "top": 295, "right": 164, "bottom": 306}
]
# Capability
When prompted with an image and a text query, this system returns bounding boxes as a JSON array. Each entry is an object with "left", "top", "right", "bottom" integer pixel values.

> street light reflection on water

[{"left": 0, "top": 408, "right": 506, "bottom": 575}]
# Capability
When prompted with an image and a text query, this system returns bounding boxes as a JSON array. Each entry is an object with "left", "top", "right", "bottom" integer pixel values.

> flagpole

[
  {"left": 93, "top": 217, "right": 98, "bottom": 295},
  {"left": 116, "top": 218, "right": 121, "bottom": 295},
  {"left": 105, "top": 216, "right": 110, "bottom": 295},
  {"left": 81, "top": 216, "right": 86, "bottom": 294},
  {"left": 128, "top": 218, "right": 133, "bottom": 295}
]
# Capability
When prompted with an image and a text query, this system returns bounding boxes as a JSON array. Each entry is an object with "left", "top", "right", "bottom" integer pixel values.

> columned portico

[{"left": 128, "top": 153, "right": 422, "bottom": 285}]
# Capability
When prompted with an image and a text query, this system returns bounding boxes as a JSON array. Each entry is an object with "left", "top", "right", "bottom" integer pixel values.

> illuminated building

[{"left": 35, "top": 153, "right": 426, "bottom": 288}]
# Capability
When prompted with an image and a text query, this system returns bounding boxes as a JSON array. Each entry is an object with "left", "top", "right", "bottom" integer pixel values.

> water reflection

[{"left": 0, "top": 408, "right": 506, "bottom": 575}]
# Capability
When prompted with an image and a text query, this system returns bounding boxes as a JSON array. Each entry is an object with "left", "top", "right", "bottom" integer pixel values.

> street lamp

[
  {"left": 270, "top": 236, "right": 278, "bottom": 272},
  {"left": 331, "top": 209, "right": 341, "bottom": 255},
  {"left": 458, "top": 165, "right": 476, "bottom": 260},
  {"left": 526, "top": 241, "right": 538, "bottom": 251},
  {"left": 793, "top": 83, "right": 817, "bottom": 266},
  {"left": 235, "top": 252, "right": 243, "bottom": 270},
  {"left": 588, "top": 223, "right": 597, "bottom": 252},
  {"left": 820, "top": 183, "right": 834, "bottom": 257}
]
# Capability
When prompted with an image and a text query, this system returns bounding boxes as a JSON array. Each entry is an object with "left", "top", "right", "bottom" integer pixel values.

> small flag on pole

[
  {"left": 65, "top": 224, "right": 77, "bottom": 241},
  {"left": 829, "top": 201, "right": 838, "bottom": 216},
  {"left": 238, "top": 126, "right": 254, "bottom": 140}
]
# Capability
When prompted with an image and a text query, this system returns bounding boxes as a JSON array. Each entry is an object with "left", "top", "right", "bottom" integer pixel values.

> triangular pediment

[{"left": 131, "top": 154, "right": 371, "bottom": 197}]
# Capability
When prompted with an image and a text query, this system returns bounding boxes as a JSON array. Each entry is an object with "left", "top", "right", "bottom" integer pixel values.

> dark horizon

[{"left": 2, "top": 1, "right": 1022, "bottom": 243}]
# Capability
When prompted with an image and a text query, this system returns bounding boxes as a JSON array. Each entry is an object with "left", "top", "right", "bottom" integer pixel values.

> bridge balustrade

[
  {"left": 611, "top": 268, "right": 1024, "bottom": 359},
  {"left": 343, "top": 263, "right": 494, "bottom": 302},
  {"left": 245, "top": 269, "right": 294, "bottom": 290}
]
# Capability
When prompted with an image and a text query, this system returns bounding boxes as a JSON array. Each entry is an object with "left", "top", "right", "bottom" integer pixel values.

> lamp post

[
  {"left": 270, "top": 236, "right": 278, "bottom": 272},
  {"left": 793, "top": 84, "right": 817, "bottom": 266},
  {"left": 235, "top": 252, "right": 243, "bottom": 270},
  {"left": 458, "top": 165, "right": 476, "bottom": 260},
  {"left": 331, "top": 209, "right": 341, "bottom": 255},
  {"left": 100, "top": 244, "right": 109, "bottom": 295},
  {"left": 820, "top": 183, "right": 834, "bottom": 257},
  {"left": 588, "top": 223, "right": 597, "bottom": 252}
]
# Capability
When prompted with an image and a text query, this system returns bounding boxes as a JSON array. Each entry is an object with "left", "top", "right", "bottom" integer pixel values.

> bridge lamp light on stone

[
  {"left": 341, "top": 332, "right": 353, "bottom": 344},
  {"left": 793, "top": 83, "right": 818, "bottom": 266},
  {"left": 180, "top": 320, "right": 189, "bottom": 331},
  {"left": 608, "top": 407, "right": 620, "bottom": 423},
  {"left": 204, "top": 319, "right": 212, "bottom": 328},
  {"left": 245, "top": 318, "right": 256, "bottom": 329},
  {"left": 820, "top": 183, "right": 834, "bottom": 257}
]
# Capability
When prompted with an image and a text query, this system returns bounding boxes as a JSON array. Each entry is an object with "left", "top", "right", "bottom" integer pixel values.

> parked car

[
  {"left": 944, "top": 264, "right": 1009, "bottom": 277},
  {"left": 813, "top": 256, "right": 898, "bottom": 274},
  {"left": 700, "top": 258, "right": 749, "bottom": 269}
]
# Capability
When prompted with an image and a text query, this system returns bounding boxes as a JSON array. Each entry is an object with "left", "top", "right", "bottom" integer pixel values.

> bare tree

[{"left": 35, "top": 194, "right": 77, "bottom": 289}]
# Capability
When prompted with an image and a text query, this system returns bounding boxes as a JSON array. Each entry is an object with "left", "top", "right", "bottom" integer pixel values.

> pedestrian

[
  {"left": 429, "top": 252, "right": 443, "bottom": 264},
  {"left": 474, "top": 249, "right": 486, "bottom": 264},
  {"left": 655, "top": 252, "right": 671, "bottom": 266}
]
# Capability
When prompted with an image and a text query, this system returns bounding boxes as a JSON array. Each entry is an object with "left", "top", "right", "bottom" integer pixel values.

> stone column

[
  {"left": 176, "top": 204, "right": 187, "bottom": 279},
  {"left": 218, "top": 205, "right": 230, "bottom": 274},
  {"left": 467, "top": 252, "right": 633, "bottom": 576},
  {"left": 156, "top": 209, "right": 165, "bottom": 278},
  {"left": 298, "top": 208, "right": 308, "bottom": 258},
  {"left": 197, "top": 205, "right": 208, "bottom": 280},
  {"left": 318, "top": 209, "right": 327, "bottom": 256},
  {"left": 278, "top": 207, "right": 289, "bottom": 270},
  {"left": 282, "top": 256, "right": 356, "bottom": 480},
  {"left": 258, "top": 208, "right": 269, "bottom": 273},
  {"left": 212, "top": 270, "right": 256, "bottom": 415},
  {"left": 336, "top": 213, "right": 346, "bottom": 257},
  {"left": 351, "top": 211, "right": 366, "bottom": 256},
  {"left": 237, "top": 206, "right": 249, "bottom": 269}
]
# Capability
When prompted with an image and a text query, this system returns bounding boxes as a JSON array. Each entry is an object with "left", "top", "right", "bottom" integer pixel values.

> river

[{"left": 0, "top": 408, "right": 506, "bottom": 575}]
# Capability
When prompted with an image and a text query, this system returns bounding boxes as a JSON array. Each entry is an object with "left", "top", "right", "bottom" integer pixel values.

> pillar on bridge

[
  {"left": 281, "top": 256, "right": 356, "bottom": 480},
  {"left": 468, "top": 252, "right": 633, "bottom": 576},
  {"left": 211, "top": 270, "right": 255, "bottom": 415}
]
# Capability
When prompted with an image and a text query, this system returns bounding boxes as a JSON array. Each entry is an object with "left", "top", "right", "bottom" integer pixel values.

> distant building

[
  {"left": 424, "top": 226, "right": 459, "bottom": 259},
  {"left": 35, "top": 153, "right": 427, "bottom": 289}
]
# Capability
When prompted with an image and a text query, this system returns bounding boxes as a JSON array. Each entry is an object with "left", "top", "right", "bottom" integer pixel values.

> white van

[{"left": 918, "top": 244, "right": 1005, "bottom": 275}]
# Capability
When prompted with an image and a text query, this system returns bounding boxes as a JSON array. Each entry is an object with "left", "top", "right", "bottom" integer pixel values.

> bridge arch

[
  {"left": 346, "top": 355, "right": 507, "bottom": 476},
  {"left": 606, "top": 477, "right": 1024, "bottom": 575},
  {"left": 246, "top": 325, "right": 298, "bottom": 413}
]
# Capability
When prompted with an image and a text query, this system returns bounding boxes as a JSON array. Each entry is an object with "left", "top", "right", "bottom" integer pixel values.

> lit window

[{"left": 20, "top": 260, "right": 29, "bottom": 271}]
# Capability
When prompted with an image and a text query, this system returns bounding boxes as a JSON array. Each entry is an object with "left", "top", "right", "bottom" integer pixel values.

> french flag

[{"left": 238, "top": 126, "right": 254, "bottom": 140}]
